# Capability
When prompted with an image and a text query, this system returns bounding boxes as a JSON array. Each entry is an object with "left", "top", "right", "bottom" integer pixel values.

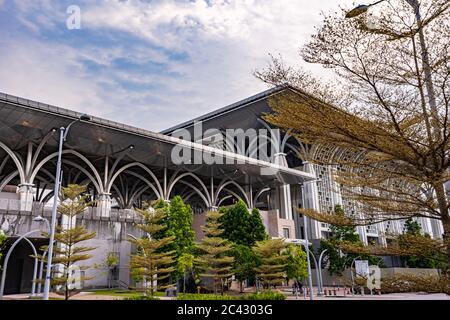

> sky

[{"left": 0, "top": 0, "right": 354, "bottom": 132}]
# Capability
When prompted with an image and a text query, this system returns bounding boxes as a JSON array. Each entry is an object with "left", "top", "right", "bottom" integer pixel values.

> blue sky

[{"left": 0, "top": 0, "right": 352, "bottom": 131}]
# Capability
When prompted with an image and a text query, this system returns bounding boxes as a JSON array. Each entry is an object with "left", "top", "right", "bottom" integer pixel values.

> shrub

[
  {"left": 124, "top": 295, "right": 160, "bottom": 300},
  {"left": 177, "top": 293, "right": 236, "bottom": 300},
  {"left": 243, "top": 291, "right": 286, "bottom": 300},
  {"left": 381, "top": 274, "right": 450, "bottom": 295}
]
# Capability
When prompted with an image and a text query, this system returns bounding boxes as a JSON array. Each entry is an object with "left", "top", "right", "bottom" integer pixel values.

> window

[{"left": 283, "top": 227, "right": 290, "bottom": 239}]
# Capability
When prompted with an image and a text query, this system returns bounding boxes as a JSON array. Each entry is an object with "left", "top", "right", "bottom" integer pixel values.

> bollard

[{"left": 333, "top": 289, "right": 337, "bottom": 296}]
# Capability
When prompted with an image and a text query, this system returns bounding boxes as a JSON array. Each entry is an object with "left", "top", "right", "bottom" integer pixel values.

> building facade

[{"left": 0, "top": 86, "right": 444, "bottom": 294}]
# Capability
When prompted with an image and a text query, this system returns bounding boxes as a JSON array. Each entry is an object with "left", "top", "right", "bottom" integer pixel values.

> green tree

[
  {"left": 129, "top": 206, "right": 176, "bottom": 297},
  {"left": 196, "top": 211, "right": 234, "bottom": 294},
  {"left": 249, "top": 208, "right": 268, "bottom": 244},
  {"left": 404, "top": 218, "right": 422, "bottom": 236},
  {"left": 0, "top": 230, "right": 6, "bottom": 271},
  {"left": 319, "top": 205, "right": 380, "bottom": 276},
  {"left": 285, "top": 244, "right": 308, "bottom": 283},
  {"left": 253, "top": 238, "right": 288, "bottom": 289},
  {"left": 232, "top": 244, "right": 258, "bottom": 293},
  {"left": 161, "top": 196, "right": 195, "bottom": 275},
  {"left": 37, "top": 184, "right": 96, "bottom": 300},
  {"left": 400, "top": 218, "right": 447, "bottom": 269},
  {"left": 220, "top": 200, "right": 267, "bottom": 247},
  {"left": 178, "top": 252, "right": 194, "bottom": 293}
]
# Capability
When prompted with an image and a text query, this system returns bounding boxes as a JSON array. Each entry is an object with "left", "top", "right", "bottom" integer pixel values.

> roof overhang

[{"left": 0, "top": 92, "right": 315, "bottom": 189}]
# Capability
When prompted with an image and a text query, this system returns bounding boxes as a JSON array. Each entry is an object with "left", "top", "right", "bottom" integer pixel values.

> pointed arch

[
  {"left": 107, "top": 162, "right": 163, "bottom": 198},
  {"left": 124, "top": 170, "right": 162, "bottom": 200},
  {"left": 167, "top": 172, "right": 211, "bottom": 206},
  {"left": 0, "top": 170, "right": 18, "bottom": 192},
  {"left": 176, "top": 180, "right": 210, "bottom": 208},
  {"left": 253, "top": 187, "right": 271, "bottom": 207},
  {"left": 30, "top": 150, "right": 103, "bottom": 193},
  {"left": 214, "top": 180, "right": 250, "bottom": 207},
  {"left": 0, "top": 141, "right": 25, "bottom": 184}
]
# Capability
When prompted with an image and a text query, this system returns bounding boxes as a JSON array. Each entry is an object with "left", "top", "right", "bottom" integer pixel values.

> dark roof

[
  {"left": 161, "top": 84, "right": 294, "bottom": 134},
  {"left": 0, "top": 90, "right": 315, "bottom": 187}
]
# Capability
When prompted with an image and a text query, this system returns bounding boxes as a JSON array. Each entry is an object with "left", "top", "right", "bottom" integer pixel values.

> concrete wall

[
  {"left": 260, "top": 209, "right": 295, "bottom": 239},
  {"left": 0, "top": 207, "right": 143, "bottom": 290}
]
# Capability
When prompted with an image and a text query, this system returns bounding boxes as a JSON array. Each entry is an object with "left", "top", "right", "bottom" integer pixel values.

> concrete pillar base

[{"left": 17, "top": 183, "right": 35, "bottom": 212}]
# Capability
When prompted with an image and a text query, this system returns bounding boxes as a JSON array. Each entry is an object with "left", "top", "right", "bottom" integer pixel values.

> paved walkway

[
  {"left": 3, "top": 290, "right": 449, "bottom": 301},
  {"left": 286, "top": 292, "right": 450, "bottom": 300}
]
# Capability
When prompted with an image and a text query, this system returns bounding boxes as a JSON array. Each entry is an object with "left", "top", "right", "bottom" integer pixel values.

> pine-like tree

[
  {"left": 37, "top": 184, "right": 96, "bottom": 300},
  {"left": 129, "top": 206, "right": 176, "bottom": 297},
  {"left": 253, "top": 238, "right": 288, "bottom": 289},
  {"left": 196, "top": 211, "right": 234, "bottom": 294}
]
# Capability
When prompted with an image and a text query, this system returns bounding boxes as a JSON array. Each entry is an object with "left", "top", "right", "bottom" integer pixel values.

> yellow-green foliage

[
  {"left": 36, "top": 184, "right": 96, "bottom": 300},
  {"left": 381, "top": 274, "right": 450, "bottom": 294},
  {"left": 253, "top": 239, "right": 288, "bottom": 287},
  {"left": 195, "top": 211, "right": 234, "bottom": 293},
  {"left": 129, "top": 206, "right": 176, "bottom": 297}
]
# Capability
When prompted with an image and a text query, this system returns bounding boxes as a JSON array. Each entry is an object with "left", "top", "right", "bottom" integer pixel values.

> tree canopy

[
  {"left": 255, "top": 0, "right": 450, "bottom": 266},
  {"left": 220, "top": 200, "right": 267, "bottom": 247}
]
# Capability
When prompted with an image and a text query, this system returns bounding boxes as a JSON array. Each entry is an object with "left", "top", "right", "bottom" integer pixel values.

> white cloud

[{"left": 0, "top": 0, "right": 355, "bottom": 131}]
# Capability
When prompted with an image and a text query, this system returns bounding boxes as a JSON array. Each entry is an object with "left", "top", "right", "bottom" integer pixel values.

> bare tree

[{"left": 255, "top": 0, "right": 450, "bottom": 265}]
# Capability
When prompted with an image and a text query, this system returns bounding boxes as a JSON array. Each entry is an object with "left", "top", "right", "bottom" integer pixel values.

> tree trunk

[{"left": 434, "top": 183, "right": 450, "bottom": 269}]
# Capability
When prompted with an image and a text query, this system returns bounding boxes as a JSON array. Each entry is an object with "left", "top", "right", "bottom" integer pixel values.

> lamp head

[
  {"left": 79, "top": 114, "right": 91, "bottom": 121},
  {"left": 345, "top": 5, "right": 369, "bottom": 18},
  {"left": 33, "top": 215, "right": 45, "bottom": 222}
]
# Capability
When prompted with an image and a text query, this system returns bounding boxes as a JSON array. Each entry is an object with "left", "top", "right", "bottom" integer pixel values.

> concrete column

[
  {"left": 357, "top": 225, "right": 368, "bottom": 245},
  {"left": 329, "top": 166, "right": 342, "bottom": 207},
  {"left": 430, "top": 219, "right": 444, "bottom": 239},
  {"left": 303, "top": 163, "right": 322, "bottom": 239},
  {"left": 420, "top": 216, "right": 434, "bottom": 237},
  {"left": 274, "top": 153, "right": 293, "bottom": 220},
  {"left": 97, "top": 193, "right": 112, "bottom": 218},
  {"left": 17, "top": 183, "right": 34, "bottom": 212}
]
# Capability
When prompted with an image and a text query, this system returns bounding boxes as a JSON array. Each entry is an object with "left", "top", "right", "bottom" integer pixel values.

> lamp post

[
  {"left": 299, "top": 182, "right": 315, "bottom": 301},
  {"left": 345, "top": 0, "right": 439, "bottom": 128},
  {"left": 42, "top": 114, "right": 91, "bottom": 300},
  {"left": 350, "top": 256, "right": 362, "bottom": 295},
  {"left": 318, "top": 249, "right": 328, "bottom": 296}
]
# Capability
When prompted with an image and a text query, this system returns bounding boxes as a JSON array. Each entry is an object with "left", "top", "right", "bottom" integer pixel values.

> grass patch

[
  {"left": 177, "top": 293, "right": 237, "bottom": 300},
  {"left": 90, "top": 290, "right": 166, "bottom": 298},
  {"left": 243, "top": 291, "right": 286, "bottom": 300}
]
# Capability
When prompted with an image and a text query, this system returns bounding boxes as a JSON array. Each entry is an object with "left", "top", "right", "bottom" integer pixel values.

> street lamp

[
  {"left": 42, "top": 114, "right": 91, "bottom": 300},
  {"left": 299, "top": 180, "right": 319, "bottom": 301}
]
